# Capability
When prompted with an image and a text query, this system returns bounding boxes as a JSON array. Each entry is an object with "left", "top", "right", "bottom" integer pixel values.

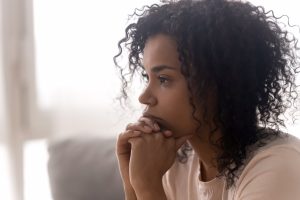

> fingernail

[{"left": 154, "top": 123, "right": 160, "bottom": 131}]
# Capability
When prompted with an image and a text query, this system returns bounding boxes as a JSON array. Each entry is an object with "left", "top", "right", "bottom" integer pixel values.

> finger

[
  {"left": 118, "top": 130, "right": 142, "bottom": 145},
  {"left": 128, "top": 137, "right": 143, "bottom": 150},
  {"left": 175, "top": 134, "right": 193, "bottom": 150},
  {"left": 163, "top": 130, "right": 173, "bottom": 138},
  {"left": 139, "top": 117, "right": 160, "bottom": 132},
  {"left": 126, "top": 122, "right": 153, "bottom": 133},
  {"left": 125, "top": 123, "right": 134, "bottom": 130},
  {"left": 145, "top": 130, "right": 173, "bottom": 139},
  {"left": 116, "top": 130, "right": 142, "bottom": 155},
  {"left": 150, "top": 130, "right": 173, "bottom": 138}
]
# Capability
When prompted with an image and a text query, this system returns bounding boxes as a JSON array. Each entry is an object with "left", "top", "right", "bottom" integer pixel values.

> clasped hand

[{"left": 116, "top": 117, "right": 192, "bottom": 198}]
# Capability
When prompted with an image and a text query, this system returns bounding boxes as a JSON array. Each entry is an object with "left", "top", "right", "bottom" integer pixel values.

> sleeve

[
  {"left": 234, "top": 146, "right": 300, "bottom": 200},
  {"left": 162, "top": 169, "right": 176, "bottom": 200}
]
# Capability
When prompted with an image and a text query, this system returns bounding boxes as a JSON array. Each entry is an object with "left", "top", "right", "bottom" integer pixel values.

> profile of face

[{"left": 139, "top": 34, "right": 201, "bottom": 138}]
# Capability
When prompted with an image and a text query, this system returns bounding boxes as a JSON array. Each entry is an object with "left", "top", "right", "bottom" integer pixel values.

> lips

[{"left": 142, "top": 112, "right": 169, "bottom": 131}]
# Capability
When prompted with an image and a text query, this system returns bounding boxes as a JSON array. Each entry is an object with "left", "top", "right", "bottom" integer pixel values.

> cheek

[
  {"left": 159, "top": 82, "right": 197, "bottom": 135},
  {"left": 164, "top": 96, "right": 197, "bottom": 135},
  {"left": 174, "top": 109, "right": 198, "bottom": 136}
]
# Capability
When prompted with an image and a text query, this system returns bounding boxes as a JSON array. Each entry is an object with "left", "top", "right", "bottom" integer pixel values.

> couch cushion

[{"left": 47, "top": 136, "right": 124, "bottom": 200}]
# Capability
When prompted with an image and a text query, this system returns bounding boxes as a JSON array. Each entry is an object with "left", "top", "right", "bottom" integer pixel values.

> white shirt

[{"left": 162, "top": 134, "right": 300, "bottom": 200}]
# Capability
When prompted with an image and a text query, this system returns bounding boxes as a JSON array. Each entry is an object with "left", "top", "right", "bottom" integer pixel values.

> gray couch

[{"left": 47, "top": 136, "right": 124, "bottom": 200}]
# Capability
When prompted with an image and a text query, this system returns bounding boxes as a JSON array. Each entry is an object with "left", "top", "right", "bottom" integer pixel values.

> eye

[
  {"left": 158, "top": 75, "right": 170, "bottom": 85},
  {"left": 141, "top": 72, "right": 149, "bottom": 82}
]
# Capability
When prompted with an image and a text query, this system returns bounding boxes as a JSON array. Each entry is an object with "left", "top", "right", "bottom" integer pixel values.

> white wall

[
  {"left": 33, "top": 0, "right": 156, "bottom": 139},
  {"left": 33, "top": 0, "right": 300, "bottom": 139}
]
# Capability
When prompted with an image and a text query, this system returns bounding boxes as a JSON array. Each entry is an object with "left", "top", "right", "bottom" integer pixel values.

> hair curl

[{"left": 113, "top": 0, "right": 300, "bottom": 188}]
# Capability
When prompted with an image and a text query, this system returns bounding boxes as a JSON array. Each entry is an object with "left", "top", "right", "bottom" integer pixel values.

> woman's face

[{"left": 139, "top": 34, "right": 201, "bottom": 138}]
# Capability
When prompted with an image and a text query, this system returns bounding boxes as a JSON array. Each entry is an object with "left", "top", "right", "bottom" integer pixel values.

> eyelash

[
  {"left": 141, "top": 73, "right": 170, "bottom": 85},
  {"left": 158, "top": 75, "right": 169, "bottom": 85},
  {"left": 142, "top": 73, "right": 149, "bottom": 82}
]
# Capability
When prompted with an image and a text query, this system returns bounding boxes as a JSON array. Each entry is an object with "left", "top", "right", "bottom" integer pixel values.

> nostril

[{"left": 138, "top": 90, "right": 150, "bottom": 105}]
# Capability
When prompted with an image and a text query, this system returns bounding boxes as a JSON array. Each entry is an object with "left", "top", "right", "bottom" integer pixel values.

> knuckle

[
  {"left": 139, "top": 117, "right": 151, "bottom": 124},
  {"left": 118, "top": 132, "right": 125, "bottom": 138},
  {"left": 137, "top": 121, "right": 145, "bottom": 128},
  {"left": 127, "top": 122, "right": 146, "bottom": 131},
  {"left": 138, "top": 116, "right": 146, "bottom": 121},
  {"left": 126, "top": 123, "right": 134, "bottom": 130},
  {"left": 118, "top": 130, "right": 131, "bottom": 138},
  {"left": 137, "top": 121, "right": 145, "bottom": 127}
]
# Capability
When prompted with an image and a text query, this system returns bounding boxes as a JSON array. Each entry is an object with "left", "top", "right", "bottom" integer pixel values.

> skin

[{"left": 116, "top": 34, "right": 222, "bottom": 200}]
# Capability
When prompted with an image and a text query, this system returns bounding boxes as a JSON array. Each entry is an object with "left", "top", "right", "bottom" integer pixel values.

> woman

[{"left": 114, "top": 0, "right": 300, "bottom": 199}]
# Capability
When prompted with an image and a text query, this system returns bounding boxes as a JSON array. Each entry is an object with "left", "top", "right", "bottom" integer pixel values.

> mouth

[{"left": 142, "top": 112, "right": 169, "bottom": 131}]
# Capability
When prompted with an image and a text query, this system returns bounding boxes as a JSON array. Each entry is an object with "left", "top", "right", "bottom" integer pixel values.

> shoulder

[{"left": 233, "top": 133, "right": 300, "bottom": 200}]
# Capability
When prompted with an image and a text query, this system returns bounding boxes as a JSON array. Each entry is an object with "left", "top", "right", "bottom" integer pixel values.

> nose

[{"left": 138, "top": 86, "right": 157, "bottom": 106}]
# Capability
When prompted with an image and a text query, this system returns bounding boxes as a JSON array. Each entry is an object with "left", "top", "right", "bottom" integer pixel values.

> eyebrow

[{"left": 150, "top": 65, "right": 177, "bottom": 73}]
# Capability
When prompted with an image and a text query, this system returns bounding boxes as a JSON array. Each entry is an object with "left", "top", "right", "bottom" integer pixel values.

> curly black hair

[{"left": 113, "top": 0, "right": 300, "bottom": 188}]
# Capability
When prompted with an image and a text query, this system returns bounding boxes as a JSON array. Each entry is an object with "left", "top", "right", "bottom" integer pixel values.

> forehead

[{"left": 143, "top": 34, "right": 181, "bottom": 71}]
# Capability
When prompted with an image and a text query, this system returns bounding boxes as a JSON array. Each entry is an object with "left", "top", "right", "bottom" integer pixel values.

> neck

[{"left": 187, "top": 127, "right": 222, "bottom": 182}]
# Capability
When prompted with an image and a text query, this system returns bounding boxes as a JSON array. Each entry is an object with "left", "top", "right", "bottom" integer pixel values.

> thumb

[{"left": 175, "top": 134, "right": 193, "bottom": 150}]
